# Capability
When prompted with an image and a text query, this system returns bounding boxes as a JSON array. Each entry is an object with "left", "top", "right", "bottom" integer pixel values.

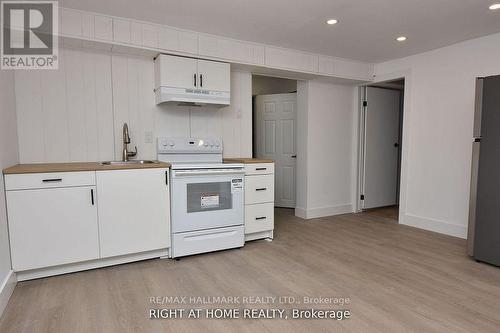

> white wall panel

[
  {"left": 0, "top": 70, "right": 19, "bottom": 316},
  {"left": 15, "top": 48, "right": 115, "bottom": 163},
  {"left": 15, "top": 48, "right": 252, "bottom": 163}
]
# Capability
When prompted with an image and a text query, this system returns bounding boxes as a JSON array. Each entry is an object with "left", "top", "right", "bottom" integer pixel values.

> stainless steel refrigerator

[{"left": 468, "top": 75, "right": 500, "bottom": 266}]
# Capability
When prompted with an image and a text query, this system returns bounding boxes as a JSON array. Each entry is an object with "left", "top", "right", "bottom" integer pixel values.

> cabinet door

[
  {"left": 96, "top": 168, "right": 171, "bottom": 258},
  {"left": 197, "top": 59, "right": 230, "bottom": 92},
  {"left": 7, "top": 186, "right": 99, "bottom": 271},
  {"left": 157, "top": 55, "right": 198, "bottom": 90}
]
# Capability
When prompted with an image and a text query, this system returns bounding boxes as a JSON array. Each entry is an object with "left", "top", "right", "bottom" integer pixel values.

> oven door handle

[{"left": 173, "top": 169, "right": 245, "bottom": 177}]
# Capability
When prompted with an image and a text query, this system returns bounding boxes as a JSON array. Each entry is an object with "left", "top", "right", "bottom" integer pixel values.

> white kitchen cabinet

[
  {"left": 60, "top": 8, "right": 82, "bottom": 37},
  {"left": 113, "top": 18, "right": 132, "bottom": 44},
  {"left": 155, "top": 54, "right": 230, "bottom": 92},
  {"left": 242, "top": 163, "right": 275, "bottom": 241},
  {"left": 245, "top": 203, "right": 274, "bottom": 235},
  {"left": 130, "top": 22, "right": 143, "bottom": 46},
  {"left": 6, "top": 185, "right": 99, "bottom": 271},
  {"left": 155, "top": 55, "right": 198, "bottom": 90},
  {"left": 142, "top": 23, "right": 159, "bottom": 48},
  {"left": 96, "top": 168, "right": 171, "bottom": 258},
  {"left": 318, "top": 55, "right": 374, "bottom": 81},
  {"left": 197, "top": 59, "right": 231, "bottom": 92},
  {"left": 82, "top": 14, "right": 95, "bottom": 39},
  {"left": 265, "top": 46, "right": 319, "bottom": 73},
  {"left": 94, "top": 15, "right": 113, "bottom": 41},
  {"left": 245, "top": 174, "right": 275, "bottom": 205},
  {"left": 159, "top": 27, "right": 198, "bottom": 55},
  {"left": 198, "top": 34, "right": 265, "bottom": 65}
]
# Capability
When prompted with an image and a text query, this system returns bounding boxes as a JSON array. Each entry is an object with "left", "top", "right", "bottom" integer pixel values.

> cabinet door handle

[
  {"left": 256, "top": 187, "right": 267, "bottom": 191},
  {"left": 199, "top": 74, "right": 203, "bottom": 87},
  {"left": 90, "top": 189, "right": 94, "bottom": 205},
  {"left": 255, "top": 216, "right": 267, "bottom": 220},
  {"left": 194, "top": 73, "right": 197, "bottom": 87},
  {"left": 165, "top": 170, "right": 168, "bottom": 186},
  {"left": 256, "top": 168, "right": 267, "bottom": 171},
  {"left": 42, "top": 178, "right": 62, "bottom": 183}
]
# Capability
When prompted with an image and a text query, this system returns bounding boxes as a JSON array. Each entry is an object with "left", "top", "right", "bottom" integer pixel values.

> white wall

[
  {"left": 374, "top": 32, "right": 500, "bottom": 238},
  {"left": 14, "top": 47, "right": 252, "bottom": 163},
  {"left": 296, "top": 80, "right": 356, "bottom": 219},
  {"left": 0, "top": 70, "right": 19, "bottom": 315}
]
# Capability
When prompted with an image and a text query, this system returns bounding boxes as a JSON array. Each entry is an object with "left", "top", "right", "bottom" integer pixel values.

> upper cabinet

[
  {"left": 58, "top": 7, "right": 373, "bottom": 82},
  {"left": 154, "top": 54, "right": 230, "bottom": 106},
  {"left": 319, "top": 56, "right": 374, "bottom": 81},
  {"left": 60, "top": 8, "right": 112, "bottom": 42},
  {"left": 113, "top": 19, "right": 198, "bottom": 55},
  {"left": 199, "top": 35, "right": 265, "bottom": 66},
  {"left": 155, "top": 55, "right": 198, "bottom": 90},
  {"left": 197, "top": 59, "right": 231, "bottom": 92},
  {"left": 265, "top": 47, "right": 319, "bottom": 73}
]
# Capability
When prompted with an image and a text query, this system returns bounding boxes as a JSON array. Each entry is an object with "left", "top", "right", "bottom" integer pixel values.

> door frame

[
  {"left": 355, "top": 71, "right": 411, "bottom": 225},
  {"left": 254, "top": 92, "right": 298, "bottom": 208}
]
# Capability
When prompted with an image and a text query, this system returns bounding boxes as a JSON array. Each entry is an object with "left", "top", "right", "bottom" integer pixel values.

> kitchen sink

[{"left": 99, "top": 160, "right": 158, "bottom": 166}]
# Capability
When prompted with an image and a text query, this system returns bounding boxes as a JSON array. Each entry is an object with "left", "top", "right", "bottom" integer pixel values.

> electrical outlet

[{"left": 145, "top": 131, "right": 153, "bottom": 144}]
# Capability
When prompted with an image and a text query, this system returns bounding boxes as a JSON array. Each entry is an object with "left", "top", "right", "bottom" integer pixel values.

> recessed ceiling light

[
  {"left": 489, "top": 3, "right": 500, "bottom": 10},
  {"left": 326, "top": 19, "right": 338, "bottom": 25},
  {"left": 396, "top": 36, "right": 408, "bottom": 42}
]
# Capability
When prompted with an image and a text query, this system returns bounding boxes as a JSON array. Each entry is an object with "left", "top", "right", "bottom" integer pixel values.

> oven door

[{"left": 171, "top": 169, "right": 245, "bottom": 233}]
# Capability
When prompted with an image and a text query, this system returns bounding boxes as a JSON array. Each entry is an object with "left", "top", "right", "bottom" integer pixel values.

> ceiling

[{"left": 59, "top": 0, "right": 500, "bottom": 63}]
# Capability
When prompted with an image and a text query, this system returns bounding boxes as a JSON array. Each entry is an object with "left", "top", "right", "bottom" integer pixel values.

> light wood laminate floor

[{"left": 1, "top": 209, "right": 500, "bottom": 332}]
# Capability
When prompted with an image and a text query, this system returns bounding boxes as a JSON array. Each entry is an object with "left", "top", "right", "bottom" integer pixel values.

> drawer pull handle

[
  {"left": 256, "top": 168, "right": 267, "bottom": 171},
  {"left": 42, "top": 178, "right": 62, "bottom": 183},
  {"left": 256, "top": 188, "right": 267, "bottom": 191},
  {"left": 255, "top": 216, "right": 267, "bottom": 220}
]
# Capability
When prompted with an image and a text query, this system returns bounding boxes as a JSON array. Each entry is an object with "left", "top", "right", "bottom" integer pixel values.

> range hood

[
  {"left": 155, "top": 86, "right": 230, "bottom": 106},
  {"left": 154, "top": 54, "right": 231, "bottom": 107}
]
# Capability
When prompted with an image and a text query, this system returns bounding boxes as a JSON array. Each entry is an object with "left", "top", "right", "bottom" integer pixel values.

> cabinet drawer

[
  {"left": 5, "top": 172, "right": 96, "bottom": 191},
  {"left": 245, "top": 203, "right": 274, "bottom": 234},
  {"left": 245, "top": 174, "right": 274, "bottom": 204},
  {"left": 244, "top": 163, "right": 274, "bottom": 175}
]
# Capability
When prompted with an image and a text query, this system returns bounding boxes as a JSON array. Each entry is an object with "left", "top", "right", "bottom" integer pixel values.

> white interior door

[
  {"left": 363, "top": 87, "right": 401, "bottom": 209},
  {"left": 255, "top": 93, "right": 297, "bottom": 208}
]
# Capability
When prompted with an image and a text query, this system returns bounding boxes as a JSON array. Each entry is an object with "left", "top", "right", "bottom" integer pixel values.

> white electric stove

[{"left": 157, "top": 137, "right": 245, "bottom": 258}]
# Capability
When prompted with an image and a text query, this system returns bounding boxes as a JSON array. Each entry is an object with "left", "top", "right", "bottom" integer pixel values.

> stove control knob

[
  {"left": 204, "top": 141, "right": 209, "bottom": 147},
  {"left": 161, "top": 139, "right": 168, "bottom": 147},
  {"left": 215, "top": 141, "right": 220, "bottom": 148},
  {"left": 168, "top": 141, "right": 175, "bottom": 147}
]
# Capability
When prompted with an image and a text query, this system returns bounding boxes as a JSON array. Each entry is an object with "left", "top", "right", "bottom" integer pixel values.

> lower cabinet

[
  {"left": 7, "top": 184, "right": 99, "bottom": 271},
  {"left": 245, "top": 202, "right": 274, "bottom": 234},
  {"left": 96, "top": 168, "right": 171, "bottom": 258},
  {"left": 4, "top": 168, "right": 171, "bottom": 278},
  {"left": 243, "top": 163, "right": 275, "bottom": 241}
]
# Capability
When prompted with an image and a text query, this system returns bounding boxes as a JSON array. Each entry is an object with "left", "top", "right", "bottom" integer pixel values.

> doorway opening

[
  {"left": 252, "top": 75, "right": 298, "bottom": 209},
  {"left": 359, "top": 79, "right": 405, "bottom": 221}
]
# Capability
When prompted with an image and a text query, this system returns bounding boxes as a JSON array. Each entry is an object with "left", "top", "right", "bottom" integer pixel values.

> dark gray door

[{"left": 474, "top": 75, "right": 500, "bottom": 265}]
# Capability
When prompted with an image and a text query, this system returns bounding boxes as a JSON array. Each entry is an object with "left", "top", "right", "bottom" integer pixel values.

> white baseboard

[
  {"left": 402, "top": 214, "right": 467, "bottom": 239},
  {"left": 295, "top": 207, "right": 307, "bottom": 219},
  {"left": 0, "top": 270, "right": 16, "bottom": 317},
  {"left": 295, "top": 204, "right": 353, "bottom": 219}
]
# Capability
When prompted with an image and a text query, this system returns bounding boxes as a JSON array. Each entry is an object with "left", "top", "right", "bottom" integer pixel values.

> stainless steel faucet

[{"left": 122, "top": 123, "right": 137, "bottom": 161}]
